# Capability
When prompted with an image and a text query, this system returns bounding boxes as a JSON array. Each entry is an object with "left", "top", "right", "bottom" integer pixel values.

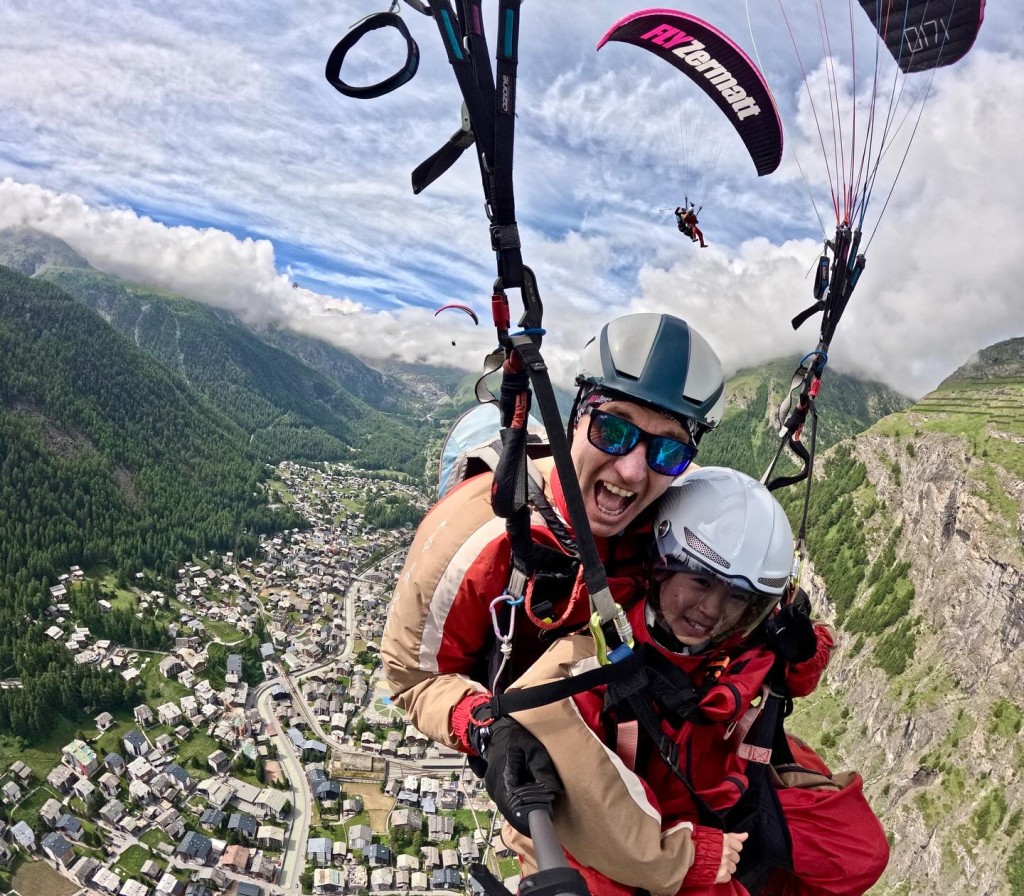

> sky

[{"left": 0, "top": 1, "right": 1021, "bottom": 399}]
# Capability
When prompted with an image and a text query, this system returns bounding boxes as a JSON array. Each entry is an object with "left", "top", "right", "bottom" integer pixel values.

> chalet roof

[
  {"left": 42, "top": 831, "right": 74, "bottom": 860},
  {"left": 176, "top": 830, "right": 212, "bottom": 859}
]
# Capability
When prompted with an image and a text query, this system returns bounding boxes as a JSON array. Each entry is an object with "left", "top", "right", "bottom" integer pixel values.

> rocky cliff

[{"left": 790, "top": 354, "right": 1024, "bottom": 895}]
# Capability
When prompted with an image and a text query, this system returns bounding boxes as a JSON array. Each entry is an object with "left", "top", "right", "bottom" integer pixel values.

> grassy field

[
  {"left": 115, "top": 843, "right": 161, "bottom": 879},
  {"left": 11, "top": 858, "right": 79, "bottom": 896},
  {"left": 498, "top": 856, "right": 522, "bottom": 879},
  {"left": 175, "top": 730, "right": 221, "bottom": 778},
  {"left": 141, "top": 656, "right": 191, "bottom": 704},
  {"left": 11, "top": 783, "right": 64, "bottom": 827},
  {"left": 204, "top": 618, "right": 246, "bottom": 645},
  {"left": 91, "top": 710, "right": 139, "bottom": 757},
  {"left": 0, "top": 714, "right": 80, "bottom": 779},
  {"left": 81, "top": 562, "right": 144, "bottom": 604},
  {"left": 140, "top": 827, "right": 173, "bottom": 849}
]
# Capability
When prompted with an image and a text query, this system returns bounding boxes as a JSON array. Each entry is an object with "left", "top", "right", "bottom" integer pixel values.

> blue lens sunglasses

[{"left": 586, "top": 409, "right": 696, "bottom": 477}]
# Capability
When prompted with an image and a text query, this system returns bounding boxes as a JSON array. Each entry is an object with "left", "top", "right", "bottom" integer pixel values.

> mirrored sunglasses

[{"left": 587, "top": 409, "right": 696, "bottom": 477}]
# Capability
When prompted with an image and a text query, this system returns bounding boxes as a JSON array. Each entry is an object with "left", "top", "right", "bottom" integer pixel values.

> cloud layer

[{"left": 1, "top": 2, "right": 1020, "bottom": 397}]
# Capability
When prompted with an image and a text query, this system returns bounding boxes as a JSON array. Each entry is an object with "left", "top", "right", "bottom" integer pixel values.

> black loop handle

[{"left": 325, "top": 12, "right": 419, "bottom": 99}]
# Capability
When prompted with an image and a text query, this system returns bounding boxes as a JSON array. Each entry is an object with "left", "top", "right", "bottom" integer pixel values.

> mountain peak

[
  {"left": 0, "top": 225, "right": 91, "bottom": 276},
  {"left": 941, "top": 336, "right": 1024, "bottom": 385}
]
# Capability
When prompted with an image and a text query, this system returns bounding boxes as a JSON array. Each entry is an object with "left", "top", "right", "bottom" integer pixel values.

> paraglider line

[
  {"left": 813, "top": 0, "right": 846, "bottom": 220},
  {"left": 746, "top": 0, "right": 828, "bottom": 238},
  {"left": 775, "top": 0, "right": 840, "bottom": 222},
  {"left": 863, "top": 63, "right": 941, "bottom": 253}
]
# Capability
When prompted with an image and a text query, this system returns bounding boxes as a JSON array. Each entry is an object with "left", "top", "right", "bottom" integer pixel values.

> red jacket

[
  {"left": 505, "top": 601, "right": 887, "bottom": 896},
  {"left": 381, "top": 460, "right": 653, "bottom": 751}
]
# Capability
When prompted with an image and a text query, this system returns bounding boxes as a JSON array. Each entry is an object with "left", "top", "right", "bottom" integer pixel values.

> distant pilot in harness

[{"left": 675, "top": 198, "right": 707, "bottom": 248}]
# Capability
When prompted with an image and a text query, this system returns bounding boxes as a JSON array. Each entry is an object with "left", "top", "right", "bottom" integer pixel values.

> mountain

[
  {"left": 940, "top": 336, "right": 1024, "bottom": 385},
  {"left": 0, "top": 264, "right": 303, "bottom": 738},
  {"left": 698, "top": 358, "right": 914, "bottom": 477},
  {"left": 257, "top": 326, "right": 430, "bottom": 416},
  {"left": 0, "top": 264, "right": 300, "bottom": 580},
  {"left": 0, "top": 225, "right": 91, "bottom": 276},
  {"left": 782, "top": 338, "right": 1024, "bottom": 895},
  {"left": 0, "top": 226, "right": 443, "bottom": 474},
  {"left": 38, "top": 268, "right": 433, "bottom": 475}
]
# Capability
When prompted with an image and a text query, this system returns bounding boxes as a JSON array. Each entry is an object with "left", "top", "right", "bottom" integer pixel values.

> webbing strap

[
  {"left": 376, "top": 3, "right": 625, "bottom": 644},
  {"left": 509, "top": 336, "right": 623, "bottom": 633},
  {"left": 421, "top": 0, "right": 525, "bottom": 288},
  {"left": 324, "top": 13, "right": 420, "bottom": 100},
  {"left": 475, "top": 652, "right": 646, "bottom": 722}
]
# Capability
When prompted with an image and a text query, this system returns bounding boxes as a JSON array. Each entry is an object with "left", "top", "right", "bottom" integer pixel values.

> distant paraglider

[
  {"left": 597, "top": 9, "right": 784, "bottom": 177},
  {"left": 597, "top": 9, "right": 784, "bottom": 235},
  {"left": 434, "top": 303, "right": 480, "bottom": 347},
  {"left": 434, "top": 303, "right": 480, "bottom": 325}
]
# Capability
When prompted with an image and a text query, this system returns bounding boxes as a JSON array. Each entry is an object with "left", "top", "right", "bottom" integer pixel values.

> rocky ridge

[{"left": 794, "top": 356, "right": 1024, "bottom": 895}]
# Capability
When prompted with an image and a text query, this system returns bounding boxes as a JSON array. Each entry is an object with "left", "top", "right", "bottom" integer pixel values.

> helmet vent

[
  {"left": 683, "top": 527, "right": 730, "bottom": 569},
  {"left": 758, "top": 575, "right": 790, "bottom": 589}
]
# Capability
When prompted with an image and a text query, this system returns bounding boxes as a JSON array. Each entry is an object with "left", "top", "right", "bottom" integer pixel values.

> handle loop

[{"left": 325, "top": 12, "right": 419, "bottom": 99}]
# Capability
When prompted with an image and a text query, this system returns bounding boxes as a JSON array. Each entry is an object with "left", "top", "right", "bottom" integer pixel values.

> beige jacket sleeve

[{"left": 380, "top": 474, "right": 508, "bottom": 748}]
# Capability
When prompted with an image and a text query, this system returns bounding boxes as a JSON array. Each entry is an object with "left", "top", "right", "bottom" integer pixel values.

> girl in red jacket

[{"left": 496, "top": 468, "right": 889, "bottom": 895}]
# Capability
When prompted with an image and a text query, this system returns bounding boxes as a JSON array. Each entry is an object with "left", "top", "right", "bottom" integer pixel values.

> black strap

[
  {"left": 474, "top": 651, "right": 647, "bottom": 723},
  {"left": 327, "top": 3, "right": 627, "bottom": 650},
  {"left": 420, "top": 0, "right": 525, "bottom": 289},
  {"left": 411, "top": 104, "right": 475, "bottom": 194},
  {"left": 324, "top": 13, "right": 420, "bottom": 100},
  {"left": 469, "top": 863, "right": 512, "bottom": 896}
]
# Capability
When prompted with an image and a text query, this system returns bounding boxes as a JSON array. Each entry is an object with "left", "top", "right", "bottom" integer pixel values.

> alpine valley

[{"left": 1, "top": 226, "right": 1022, "bottom": 895}]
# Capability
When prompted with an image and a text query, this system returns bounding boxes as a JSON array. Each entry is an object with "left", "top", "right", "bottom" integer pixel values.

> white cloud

[{"left": 0, "top": 2, "right": 1019, "bottom": 400}]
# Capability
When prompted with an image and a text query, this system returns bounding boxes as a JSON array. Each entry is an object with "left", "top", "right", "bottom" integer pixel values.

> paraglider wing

[
  {"left": 856, "top": 0, "right": 985, "bottom": 74},
  {"left": 597, "top": 9, "right": 783, "bottom": 176},
  {"left": 434, "top": 303, "right": 480, "bottom": 325}
]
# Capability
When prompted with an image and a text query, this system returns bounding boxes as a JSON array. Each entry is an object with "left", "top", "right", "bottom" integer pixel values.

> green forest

[
  {"left": 0, "top": 267, "right": 304, "bottom": 738},
  {"left": 42, "top": 267, "right": 437, "bottom": 475}
]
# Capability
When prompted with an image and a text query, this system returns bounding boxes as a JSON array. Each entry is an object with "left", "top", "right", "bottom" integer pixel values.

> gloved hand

[
  {"left": 483, "top": 717, "right": 564, "bottom": 835},
  {"left": 762, "top": 589, "right": 817, "bottom": 664}
]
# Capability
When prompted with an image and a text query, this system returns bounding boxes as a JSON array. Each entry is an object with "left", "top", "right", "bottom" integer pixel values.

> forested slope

[
  {"left": 0, "top": 265, "right": 302, "bottom": 737},
  {"left": 38, "top": 265, "right": 433, "bottom": 475}
]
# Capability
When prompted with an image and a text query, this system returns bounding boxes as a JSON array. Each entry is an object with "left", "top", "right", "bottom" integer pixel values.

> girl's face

[{"left": 654, "top": 571, "right": 753, "bottom": 645}]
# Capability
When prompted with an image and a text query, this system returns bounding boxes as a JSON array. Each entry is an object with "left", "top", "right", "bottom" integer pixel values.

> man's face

[{"left": 570, "top": 399, "right": 691, "bottom": 539}]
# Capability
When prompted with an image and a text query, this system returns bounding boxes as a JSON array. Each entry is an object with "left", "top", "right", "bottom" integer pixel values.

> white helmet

[
  {"left": 653, "top": 467, "right": 794, "bottom": 636},
  {"left": 574, "top": 313, "right": 725, "bottom": 444}
]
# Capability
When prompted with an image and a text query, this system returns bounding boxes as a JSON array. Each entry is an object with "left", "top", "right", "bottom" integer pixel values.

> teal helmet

[{"left": 573, "top": 313, "right": 725, "bottom": 444}]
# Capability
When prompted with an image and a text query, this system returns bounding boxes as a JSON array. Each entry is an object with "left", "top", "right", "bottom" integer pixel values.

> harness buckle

[
  {"left": 589, "top": 606, "right": 634, "bottom": 666},
  {"left": 489, "top": 222, "right": 522, "bottom": 252}
]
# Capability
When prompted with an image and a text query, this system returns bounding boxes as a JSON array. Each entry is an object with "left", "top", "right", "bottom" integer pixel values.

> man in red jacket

[{"left": 382, "top": 312, "right": 726, "bottom": 738}]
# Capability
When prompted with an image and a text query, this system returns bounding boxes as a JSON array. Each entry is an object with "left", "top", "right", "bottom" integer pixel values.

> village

[{"left": 0, "top": 461, "right": 515, "bottom": 896}]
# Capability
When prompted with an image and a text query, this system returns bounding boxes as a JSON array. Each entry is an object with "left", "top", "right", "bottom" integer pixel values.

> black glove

[
  {"left": 483, "top": 717, "right": 564, "bottom": 835},
  {"left": 762, "top": 589, "right": 817, "bottom": 664}
]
